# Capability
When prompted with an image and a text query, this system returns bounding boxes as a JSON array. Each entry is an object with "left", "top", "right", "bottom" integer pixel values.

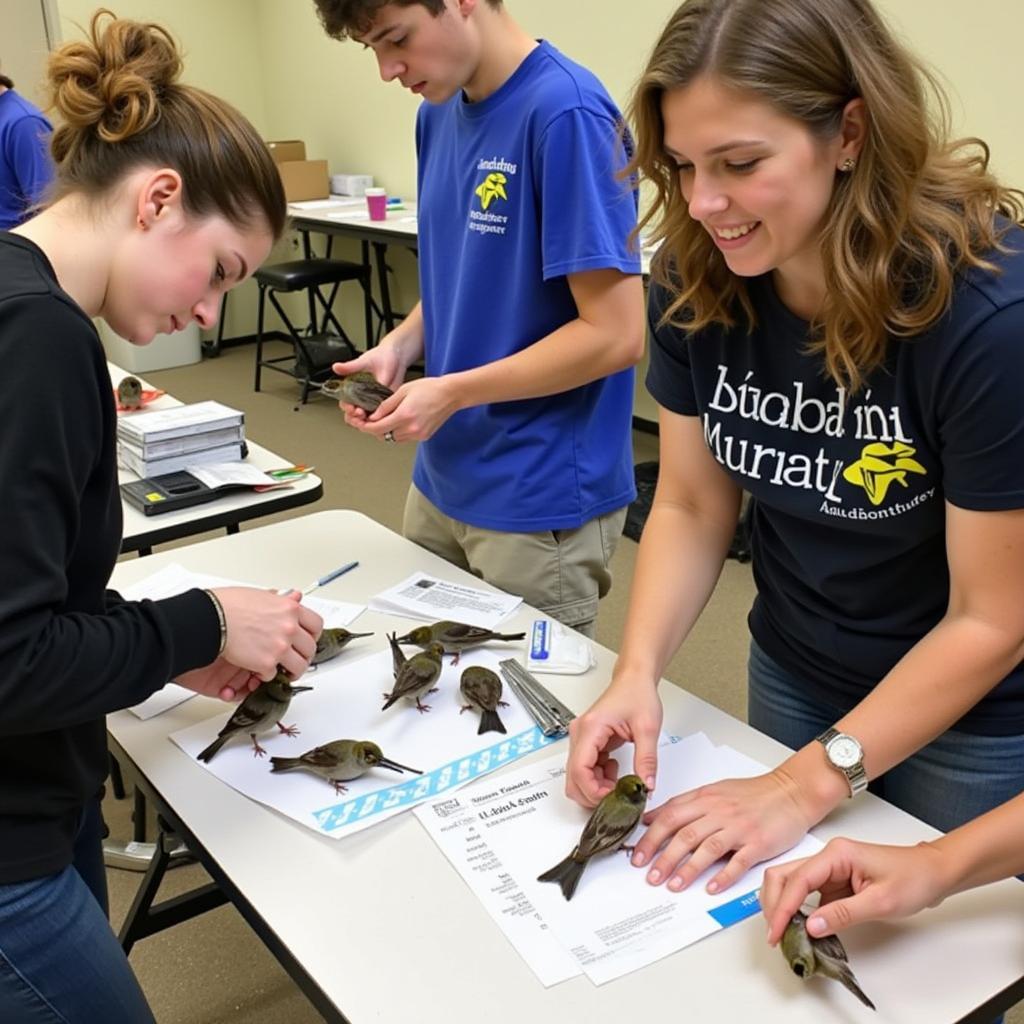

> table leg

[{"left": 372, "top": 240, "right": 396, "bottom": 333}]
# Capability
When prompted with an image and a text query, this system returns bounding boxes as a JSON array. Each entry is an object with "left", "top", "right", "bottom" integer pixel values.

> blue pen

[{"left": 302, "top": 560, "right": 359, "bottom": 595}]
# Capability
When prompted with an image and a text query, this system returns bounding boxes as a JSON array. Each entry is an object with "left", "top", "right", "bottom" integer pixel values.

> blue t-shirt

[
  {"left": 647, "top": 229, "right": 1024, "bottom": 736},
  {"left": 0, "top": 91, "right": 53, "bottom": 231},
  {"left": 413, "top": 41, "right": 640, "bottom": 532}
]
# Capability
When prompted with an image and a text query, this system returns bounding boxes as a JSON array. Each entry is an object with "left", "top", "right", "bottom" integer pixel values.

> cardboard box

[
  {"left": 266, "top": 139, "right": 329, "bottom": 201},
  {"left": 277, "top": 159, "right": 329, "bottom": 201},
  {"left": 267, "top": 139, "right": 306, "bottom": 164}
]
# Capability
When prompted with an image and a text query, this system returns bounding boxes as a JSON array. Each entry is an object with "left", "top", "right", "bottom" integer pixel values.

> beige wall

[{"left": 51, "top": 0, "right": 1024, "bottom": 341}]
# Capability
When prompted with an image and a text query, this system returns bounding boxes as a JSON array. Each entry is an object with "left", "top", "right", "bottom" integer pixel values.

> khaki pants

[{"left": 403, "top": 484, "right": 627, "bottom": 638}]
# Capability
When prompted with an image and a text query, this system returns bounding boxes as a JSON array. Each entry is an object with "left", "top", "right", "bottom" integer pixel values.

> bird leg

[
  {"left": 459, "top": 704, "right": 473, "bottom": 714},
  {"left": 250, "top": 734, "right": 268, "bottom": 757},
  {"left": 277, "top": 722, "right": 300, "bottom": 737},
  {"left": 330, "top": 781, "right": 349, "bottom": 794},
  {"left": 497, "top": 700, "right": 510, "bottom": 708},
  {"left": 414, "top": 698, "right": 433, "bottom": 713},
  {"left": 450, "top": 652, "right": 461, "bottom": 666}
]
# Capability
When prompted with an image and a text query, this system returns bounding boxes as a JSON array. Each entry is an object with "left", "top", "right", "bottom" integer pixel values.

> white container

[
  {"left": 97, "top": 319, "right": 202, "bottom": 372},
  {"left": 330, "top": 173, "right": 374, "bottom": 197}
]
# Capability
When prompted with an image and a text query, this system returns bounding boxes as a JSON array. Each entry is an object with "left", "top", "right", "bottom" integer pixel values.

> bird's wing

[
  {"left": 223, "top": 693, "right": 272, "bottom": 732},
  {"left": 301, "top": 745, "right": 343, "bottom": 768},
  {"left": 443, "top": 623, "right": 491, "bottom": 643},
  {"left": 576, "top": 800, "right": 642, "bottom": 859},
  {"left": 813, "top": 933, "right": 850, "bottom": 965}
]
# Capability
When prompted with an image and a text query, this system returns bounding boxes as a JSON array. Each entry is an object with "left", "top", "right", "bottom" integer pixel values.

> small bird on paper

[
  {"left": 311, "top": 628, "right": 374, "bottom": 666},
  {"left": 781, "top": 910, "right": 876, "bottom": 1011},
  {"left": 459, "top": 665, "right": 509, "bottom": 735},
  {"left": 196, "top": 672, "right": 313, "bottom": 763},
  {"left": 395, "top": 620, "right": 526, "bottom": 666},
  {"left": 116, "top": 375, "right": 143, "bottom": 410},
  {"left": 321, "top": 371, "right": 394, "bottom": 413},
  {"left": 269, "top": 739, "right": 421, "bottom": 794},
  {"left": 382, "top": 634, "right": 444, "bottom": 713},
  {"left": 536, "top": 775, "right": 648, "bottom": 901}
]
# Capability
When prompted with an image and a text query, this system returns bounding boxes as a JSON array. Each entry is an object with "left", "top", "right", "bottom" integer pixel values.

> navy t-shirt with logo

[
  {"left": 647, "top": 231, "right": 1024, "bottom": 735},
  {"left": 413, "top": 40, "right": 640, "bottom": 532}
]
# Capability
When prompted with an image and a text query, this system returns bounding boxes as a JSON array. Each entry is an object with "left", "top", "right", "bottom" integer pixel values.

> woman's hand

[
  {"left": 761, "top": 837, "right": 952, "bottom": 944},
  {"left": 631, "top": 768, "right": 818, "bottom": 895},
  {"left": 565, "top": 676, "right": 663, "bottom": 807},
  {"left": 176, "top": 658, "right": 260, "bottom": 702},
  {"left": 331, "top": 344, "right": 408, "bottom": 428},
  {"left": 213, "top": 588, "right": 322, "bottom": 681}
]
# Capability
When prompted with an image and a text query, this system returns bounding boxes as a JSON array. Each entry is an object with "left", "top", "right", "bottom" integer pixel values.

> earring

[
  {"left": 840, "top": 158, "right": 856, "bottom": 172},
  {"left": 137, "top": 217, "right": 147, "bottom": 230}
]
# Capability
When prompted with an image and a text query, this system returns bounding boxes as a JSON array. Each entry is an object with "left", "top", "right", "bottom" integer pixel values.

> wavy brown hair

[
  {"left": 630, "top": 0, "right": 1024, "bottom": 390},
  {"left": 46, "top": 10, "right": 286, "bottom": 238}
]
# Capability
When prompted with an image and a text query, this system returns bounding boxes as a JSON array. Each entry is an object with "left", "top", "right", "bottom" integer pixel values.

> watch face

[{"left": 828, "top": 735, "right": 862, "bottom": 768}]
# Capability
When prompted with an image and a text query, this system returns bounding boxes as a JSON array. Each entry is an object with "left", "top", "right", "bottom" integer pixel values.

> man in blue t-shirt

[
  {"left": 0, "top": 69, "right": 53, "bottom": 230},
  {"left": 315, "top": 0, "right": 643, "bottom": 635}
]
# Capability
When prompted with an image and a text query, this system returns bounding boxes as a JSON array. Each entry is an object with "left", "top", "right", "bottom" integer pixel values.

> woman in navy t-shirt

[{"left": 567, "top": 0, "right": 1024, "bottom": 907}]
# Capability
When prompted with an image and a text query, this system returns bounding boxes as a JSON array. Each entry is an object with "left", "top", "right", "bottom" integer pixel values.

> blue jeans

[
  {"left": 747, "top": 640, "right": 1024, "bottom": 834},
  {"left": 0, "top": 800, "right": 155, "bottom": 1023}
]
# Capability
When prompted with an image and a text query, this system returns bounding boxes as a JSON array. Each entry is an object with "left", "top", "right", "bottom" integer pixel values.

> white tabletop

[
  {"left": 288, "top": 197, "right": 661, "bottom": 275},
  {"left": 109, "top": 362, "right": 323, "bottom": 552},
  {"left": 288, "top": 196, "right": 420, "bottom": 239},
  {"left": 107, "top": 509, "right": 1024, "bottom": 1024}
]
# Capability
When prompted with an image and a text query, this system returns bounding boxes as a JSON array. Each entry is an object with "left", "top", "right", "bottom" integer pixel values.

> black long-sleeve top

[{"left": 0, "top": 232, "right": 221, "bottom": 883}]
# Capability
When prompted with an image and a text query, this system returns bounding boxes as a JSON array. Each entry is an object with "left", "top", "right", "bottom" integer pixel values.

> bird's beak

[
  {"left": 393, "top": 633, "right": 412, "bottom": 644},
  {"left": 378, "top": 757, "right": 422, "bottom": 774},
  {"left": 291, "top": 685, "right": 314, "bottom": 694},
  {"left": 350, "top": 632, "right": 374, "bottom": 638}
]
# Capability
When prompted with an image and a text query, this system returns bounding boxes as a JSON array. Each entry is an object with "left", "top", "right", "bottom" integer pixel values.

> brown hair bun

[{"left": 49, "top": 8, "right": 181, "bottom": 155}]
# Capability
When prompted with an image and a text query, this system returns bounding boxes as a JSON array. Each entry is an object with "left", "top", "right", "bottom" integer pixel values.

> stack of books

[{"left": 117, "top": 401, "right": 246, "bottom": 478}]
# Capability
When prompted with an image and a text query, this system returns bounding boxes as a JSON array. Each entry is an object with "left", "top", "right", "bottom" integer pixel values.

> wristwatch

[{"left": 815, "top": 727, "right": 868, "bottom": 797}]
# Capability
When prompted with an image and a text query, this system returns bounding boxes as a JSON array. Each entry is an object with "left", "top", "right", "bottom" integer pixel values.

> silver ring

[{"left": 384, "top": 430, "right": 396, "bottom": 443}]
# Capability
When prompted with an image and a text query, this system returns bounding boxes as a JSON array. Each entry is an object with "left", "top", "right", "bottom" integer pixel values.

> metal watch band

[{"left": 816, "top": 727, "right": 868, "bottom": 798}]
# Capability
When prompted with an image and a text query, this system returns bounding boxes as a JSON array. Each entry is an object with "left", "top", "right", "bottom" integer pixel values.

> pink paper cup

[{"left": 365, "top": 188, "right": 387, "bottom": 221}]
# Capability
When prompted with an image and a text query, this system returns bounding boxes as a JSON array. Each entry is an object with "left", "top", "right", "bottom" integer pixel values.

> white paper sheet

[
  {"left": 368, "top": 572, "right": 521, "bottom": 627},
  {"left": 298, "top": 595, "right": 366, "bottom": 629},
  {"left": 118, "top": 566, "right": 365, "bottom": 718},
  {"left": 119, "top": 564, "right": 247, "bottom": 718},
  {"left": 416, "top": 735, "right": 823, "bottom": 986},
  {"left": 169, "top": 646, "right": 564, "bottom": 838}
]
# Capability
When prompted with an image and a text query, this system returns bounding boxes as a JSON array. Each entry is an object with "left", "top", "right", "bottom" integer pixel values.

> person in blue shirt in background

[
  {"left": 0, "top": 64, "right": 53, "bottom": 229},
  {"left": 314, "top": 0, "right": 645, "bottom": 638}
]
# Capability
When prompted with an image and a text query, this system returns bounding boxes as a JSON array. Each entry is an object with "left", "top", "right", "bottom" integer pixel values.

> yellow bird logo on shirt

[
  {"left": 843, "top": 441, "right": 927, "bottom": 505},
  {"left": 475, "top": 172, "right": 508, "bottom": 210}
]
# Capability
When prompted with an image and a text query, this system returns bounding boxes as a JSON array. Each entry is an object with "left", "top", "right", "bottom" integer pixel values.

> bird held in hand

[
  {"left": 537, "top": 775, "right": 648, "bottom": 901},
  {"left": 326, "top": 371, "right": 394, "bottom": 413},
  {"left": 382, "top": 636, "right": 444, "bottom": 713},
  {"left": 459, "top": 665, "right": 509, "bottom": 735},
  {"left": 395, "top": 620, "right": 526, "bottom": 665},
  {"left": 196, "top": 672, "right": 313, "bottom": 763},
  {"left": 270, "top": 739, "right": 421, "bottom": 794},
  {"left": 781, "top": 910, "right": 876, "bottom": 1011},
  {"left": 311, "top": 627, "right": 374, "bottom": 666}
]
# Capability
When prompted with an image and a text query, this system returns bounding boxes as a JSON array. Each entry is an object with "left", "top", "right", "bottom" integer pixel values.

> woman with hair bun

[
  {"left": 567, "top": 0, "right": 1024, "bottom": 911},
  {"left": 0, "top": 11, "right": 322, "bottom": 1021}
]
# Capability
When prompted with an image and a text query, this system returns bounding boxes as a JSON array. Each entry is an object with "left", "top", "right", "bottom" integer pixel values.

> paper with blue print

[
  {"left": 170, "top": 646, "right": 559, "bottom": 838},
  {"left": 415, "top": 734, "right": 823, "bottom": 986}
]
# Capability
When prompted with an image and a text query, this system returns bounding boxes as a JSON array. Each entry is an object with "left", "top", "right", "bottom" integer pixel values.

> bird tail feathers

[
  {"left": 269, "top": 757, "right": 302, "bottom": 773},
  {"left": 196, "top": 734, "right": 228, "bottom": 763},
  {"left": 478, "top": 709, "right": 507, "bottom": 735},
  {"left": 537, "top": 853, "right": 586, "bottom": 901},
  {"left": 838, "top": 967, "right": 876, "bottom": 1011}
]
